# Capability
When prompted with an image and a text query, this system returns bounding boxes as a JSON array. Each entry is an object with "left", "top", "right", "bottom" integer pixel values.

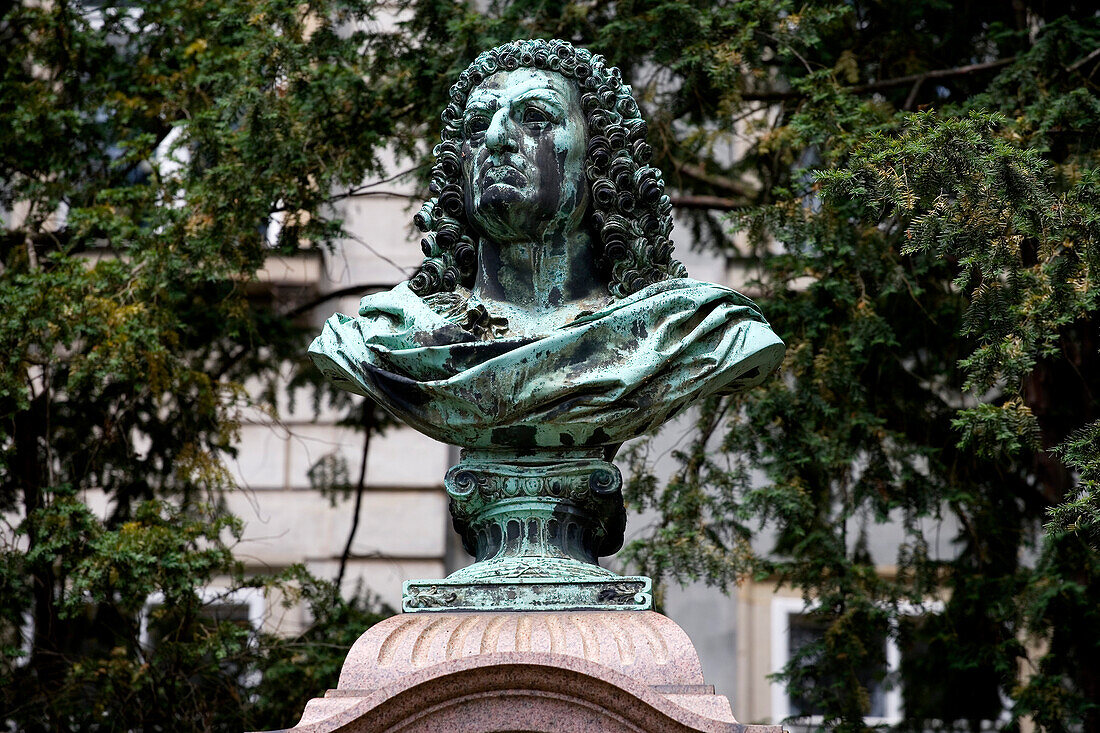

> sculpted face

[{"left": 461, "top": 68, "right": 589, "bottom": 243}]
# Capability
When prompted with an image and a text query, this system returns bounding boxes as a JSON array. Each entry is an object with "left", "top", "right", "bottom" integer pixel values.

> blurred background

[{"left": 2, "top": 1, "right": 1098, "bottom": 731}]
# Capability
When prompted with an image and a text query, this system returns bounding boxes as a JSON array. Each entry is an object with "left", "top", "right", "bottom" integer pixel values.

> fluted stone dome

[
  {"left": 260, "top": 611, "right": 784, "bottom": 733},
  {"left": 338, "top": 611, "right": 705, "bottom": 691}
]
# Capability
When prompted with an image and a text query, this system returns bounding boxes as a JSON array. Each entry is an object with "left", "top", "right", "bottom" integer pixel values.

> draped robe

[{"left": 308, "top": 278, "right": 785, "bottom": 449}]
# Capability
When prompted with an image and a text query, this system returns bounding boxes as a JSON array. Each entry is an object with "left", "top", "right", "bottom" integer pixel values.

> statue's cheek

[
  {"left": 534, "top": 131, "right": 579, "bottom": 213},
  {"left": 554, "top": 135, "right": 588, "bottom": 214}
]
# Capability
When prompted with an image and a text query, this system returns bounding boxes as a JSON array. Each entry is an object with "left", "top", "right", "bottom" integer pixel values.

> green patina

[{"left": 309, "top": 39, "right": 784, "bottom": 612}]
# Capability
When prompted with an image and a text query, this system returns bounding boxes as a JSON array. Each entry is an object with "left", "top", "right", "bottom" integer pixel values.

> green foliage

[
  {"left": 1, "top": 1, "right": 395, "bottom": 730},
  {"left": 576, "top": 2, "right": 1099, "bottom": 731},
  {"left": 1, "top": 490, "right": 391, "bottom": 732},
  {"left": 3, "top": 0, "right": 1099, "bottom": 730},
  {"left": 1048, "top": 422, "right": 1100, "bottom": 542},
  {"left": 245, "top": 582, "right": 391, "bottom": 729}
]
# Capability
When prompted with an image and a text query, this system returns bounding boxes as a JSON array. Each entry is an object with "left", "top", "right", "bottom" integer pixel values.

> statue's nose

[{"left": 484, "top": 108, "right": 517, "bottom": 152}]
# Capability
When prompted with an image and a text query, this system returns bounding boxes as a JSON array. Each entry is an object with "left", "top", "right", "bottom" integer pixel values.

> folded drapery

[{"left": 309, "top": 278, "right": 784, "bottom": 449}]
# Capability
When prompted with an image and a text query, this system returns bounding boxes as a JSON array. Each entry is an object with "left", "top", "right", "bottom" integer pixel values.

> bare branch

[
  {"left": 1068, "top": 47, "right": 1100, "bottom": 73},
  {"left": 903, "top": 76, "right": 925, "bottom": 111},
  {"left": 326, "top": 164, "right": 428, "bottom": 204},
  {"left": 740, "top": 57, "right": 1016, "bottom": 102},
  {"left": 670, "top": 157, "right": 755, "bottom": 199},
  {"left": 868, "top": 57, "right": 1016, "bottom": 90},
  {"left": 670, "top": 194, "right": 745, "bottom": 211},
  {"left": 336, "top": 406, "right": 375, "bottom": 595},
  {"left": 340, "top": 190, "right": 420, "bottom": 200},
  {"left": 280, "top": 282, "right": 397, "bottom": 320}
]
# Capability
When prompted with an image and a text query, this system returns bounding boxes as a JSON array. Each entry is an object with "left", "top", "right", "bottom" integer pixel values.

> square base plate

[{"left": 402, "top": 576, "right": 652, "bottom": 613}]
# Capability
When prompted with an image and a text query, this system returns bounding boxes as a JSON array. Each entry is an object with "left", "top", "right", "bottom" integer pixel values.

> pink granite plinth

[{"left": 252, "top": 611, "right": 781, "bottom": 733}]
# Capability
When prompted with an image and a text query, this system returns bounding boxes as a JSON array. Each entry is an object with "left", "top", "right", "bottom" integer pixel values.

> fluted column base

[{"left": 250, "top": 611, "right": 783, "bottom": 733}]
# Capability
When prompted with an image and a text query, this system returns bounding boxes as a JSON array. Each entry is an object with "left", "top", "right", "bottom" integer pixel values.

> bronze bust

[{"left": 309, "top": 40, "right": 784, "bottom": 610}]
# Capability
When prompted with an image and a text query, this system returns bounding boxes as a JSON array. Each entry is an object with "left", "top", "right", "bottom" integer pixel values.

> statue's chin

[{"left": 470, "top": 188, "right": 539, "bottom": 241}]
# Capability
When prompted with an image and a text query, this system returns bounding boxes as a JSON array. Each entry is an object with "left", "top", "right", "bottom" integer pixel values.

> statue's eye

[
  {"left": 465, "top": 116, "right": 489, "bottom": 137},
  {"left": 522, "top": 106, "right": 551, "bottom": 125}
]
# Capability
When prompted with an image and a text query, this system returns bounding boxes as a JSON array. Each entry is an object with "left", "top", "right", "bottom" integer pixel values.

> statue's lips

[{"left": 478, "top": 163, "right": 527, "bottom": 189}]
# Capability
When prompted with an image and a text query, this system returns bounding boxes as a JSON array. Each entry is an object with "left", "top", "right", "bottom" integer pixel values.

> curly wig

[{"left": 409, "top": 38, "right": 686, "bottom": 300}]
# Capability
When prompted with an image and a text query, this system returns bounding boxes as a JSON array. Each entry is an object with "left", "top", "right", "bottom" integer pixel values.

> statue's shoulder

[
  {"left": 354, "top": 281, "right": 465, "bottom": 324},
  {"left": 356, "top": 282, "right": 506, "bottom": 341},
  {"left": 356, "top": 281, "right": 424, "bottom": 315}
]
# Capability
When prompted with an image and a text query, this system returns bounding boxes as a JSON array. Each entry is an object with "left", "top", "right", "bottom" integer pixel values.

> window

[
  {"left": 893, "top": 612, "right": 1006, "bottom": 730},
  {"left": 140, "top": 587, "right": 265, "bottom": 687},
  {"left": 784, "top": 609, "right": 890, "bottom": 719},
  {"left": 770, "top": 596, "right": 945, "bottom": 726},
  {"left": 139, "top": 587, "right": 264, "bottom": 648},
  {"left": 771, "top": 596, "right": 1010, "bottom": 730}
]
